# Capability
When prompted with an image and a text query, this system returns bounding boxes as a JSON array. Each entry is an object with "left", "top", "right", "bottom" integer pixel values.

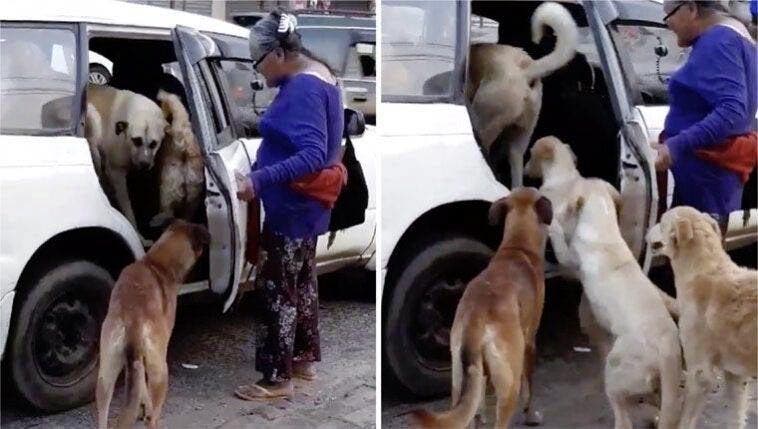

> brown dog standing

[
  {"left": 411, "top": 188, "right": 552, "bottom": 429},
  {"left": 95, "top": 220, "right": 209, "bottom": 429}
]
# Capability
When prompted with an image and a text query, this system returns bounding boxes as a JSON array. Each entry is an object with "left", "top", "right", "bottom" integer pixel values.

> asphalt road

[{"left": 1, "top": 269, "right": 376, "bottom": 429}]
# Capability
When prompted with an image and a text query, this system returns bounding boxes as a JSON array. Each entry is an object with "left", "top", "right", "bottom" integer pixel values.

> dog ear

[
  {"left": 115, "top": 121, "right": 128, "bottom": 135},
  {"left": 533, "top": 139, "right": 555, "bottom": 161},
  {"left": 488, "top": 197, "right": 509, "bottom": 226},
  {"left": 534, "top": 196, "right": 553, "bottom": 225},
  {"left": 190, "top": 224, "right": 211, "bottom": 253},
  {"left": 672, "top": 217, "right": 694, "bottom": 247}
]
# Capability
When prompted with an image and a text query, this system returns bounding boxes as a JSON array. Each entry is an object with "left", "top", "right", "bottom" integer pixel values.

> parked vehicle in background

[
  {"left": 1, "top": 0, "right": 376, "bottom": 412},
  {"left": 88, "top": 51, "right": 112, "bottom": 84},
  {"left": 380, "top": 0, "right": 757, "bottom": 397},
  {"left": 232, "top": 10, "right": 376, "bottom": 124}
]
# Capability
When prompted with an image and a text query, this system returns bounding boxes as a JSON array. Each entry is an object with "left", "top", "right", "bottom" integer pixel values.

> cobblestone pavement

[{"left": 2, "top": 270, "right": 376, "bottom": 429}]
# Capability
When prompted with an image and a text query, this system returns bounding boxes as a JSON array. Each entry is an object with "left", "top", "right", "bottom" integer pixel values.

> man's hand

[
  {"left": 652, "top": 143, "right": 673, "bottom": 172},
  {"left": 235, "top": 171, "right": 255, "bottom": 201}
]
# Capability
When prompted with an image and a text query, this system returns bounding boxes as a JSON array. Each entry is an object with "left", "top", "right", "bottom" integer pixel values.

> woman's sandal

[
  {"left": 293, "top": 363, "right": 317, "bottom": 381},
  {"left": 234, "top": 382, "right": 293, "bottom": 400}
]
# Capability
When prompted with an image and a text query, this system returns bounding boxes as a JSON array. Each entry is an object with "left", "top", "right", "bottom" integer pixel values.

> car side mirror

[{"left": 344, "top": 108, "right": 365, "bottom": 137}]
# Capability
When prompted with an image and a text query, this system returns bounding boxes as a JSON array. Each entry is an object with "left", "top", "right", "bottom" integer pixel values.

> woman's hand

[
  {"left": 651, "top": 143, "right": 673, "bottom": 172},
  {"left": 235, "top": 171, "right": 256, "bottom": 201}
]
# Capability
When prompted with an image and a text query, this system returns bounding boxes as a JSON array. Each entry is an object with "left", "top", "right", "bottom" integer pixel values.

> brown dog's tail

[
  {"left": 409, "top": 349, "right": 484, "bottom": 429},
  {"left": 525, "top": 2, "right": 578, "bottom": 81},
  {"left": 117, "top": 344, "right": 152, "bottom": 427}
]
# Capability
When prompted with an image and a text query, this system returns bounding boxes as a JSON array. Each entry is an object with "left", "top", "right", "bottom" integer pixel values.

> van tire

[
  {"left": 384, "top": 235, "right": 492, "bottom": 396},
  {"left": 88, "top": 64, "right": 111, "bottom": 85},
  {"left": 8, "top": 261, "right": 114, "bottom": 411}
]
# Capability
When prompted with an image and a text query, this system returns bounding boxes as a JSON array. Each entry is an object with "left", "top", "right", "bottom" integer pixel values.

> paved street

[
  {"left": 382, "top": 280, "right": 758, "bottom": 429},
  {"left": 2, "top": 269, "right": 376, "bottom": 429}
]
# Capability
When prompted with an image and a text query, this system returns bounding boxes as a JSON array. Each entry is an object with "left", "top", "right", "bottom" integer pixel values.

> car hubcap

[
  {"left": 89, "top": 72, "right": 108, "bottom": 85},
  {"left": 34, "top": 293, "right": 100, "bottom": 385},
  {"left": 413, "top": 275, "right": 468, "bottom": 370}
]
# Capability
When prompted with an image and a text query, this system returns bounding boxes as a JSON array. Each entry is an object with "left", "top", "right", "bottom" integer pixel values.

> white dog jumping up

[
  {"left": 87, "top": 84, "right": 168, "bottom": 247},
  {"left": 525, "top": 136, "right": 682, "bottom": 429}
]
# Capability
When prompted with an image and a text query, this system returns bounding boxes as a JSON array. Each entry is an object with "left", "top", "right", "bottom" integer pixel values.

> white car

[
  {"left": 380, "top": 0, "right": 757, "bottom": 396},
  {"left": 0, "top": 0, "right": 376, "bottom": 411}
]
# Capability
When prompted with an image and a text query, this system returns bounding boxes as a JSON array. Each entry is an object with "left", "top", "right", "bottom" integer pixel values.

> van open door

[{"left": 172, "top": 25, "right": 251, "bottom": 311}]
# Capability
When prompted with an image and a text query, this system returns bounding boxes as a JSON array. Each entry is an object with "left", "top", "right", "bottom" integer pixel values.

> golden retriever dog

[
  {"left": 467, "top": 2, "right": 578, "bottom": 189},
  {"left": 95, "top": 220, "right": 209, "bottom": 429},
  {"left": 411, "top": 188, "right": 553, "bottom": 429},
  {"left": 87, "top": 84, "right": 169, "bottom": 247},
  {"left": 150, "top": 90, "right": 205, "bottom": 227},
  {"left": 648, "top": 206, "right": 757, "bottom": 429},
  {"left": 526, "top": 136, "right": 682, "bottom": 429}
]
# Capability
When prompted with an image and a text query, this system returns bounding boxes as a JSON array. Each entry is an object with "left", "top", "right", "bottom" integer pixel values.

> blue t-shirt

[
  {"left": 664, "top": 25, "right": 757, "bottom": 219},
  {"left": 249, "top": 73, "right": 344, "bottom": 238}
]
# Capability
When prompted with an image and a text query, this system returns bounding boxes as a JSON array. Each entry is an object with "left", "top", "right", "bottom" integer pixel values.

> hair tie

[{"left": 277, "top": 13, "right": 298, "bottom": 35}]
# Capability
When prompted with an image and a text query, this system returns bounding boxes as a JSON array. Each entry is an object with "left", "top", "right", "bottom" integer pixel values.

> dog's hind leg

[
  {"left": 485, "top": 339, "right": 523, "bottom": 429},
  {"left": 723, "top": 371, "right": 749, "bottom": 429},
  {"left": 144, "top": 350, "right": 169, "bottom": 429},
  {"left": 520, "top": 341, "right": 543, "bottom": 426},
  {"left": 95, "top": 331, "right": 125, "bottom": 429},
  {"left": 656, "top": 343, "right": 683, "bottom": 429}
]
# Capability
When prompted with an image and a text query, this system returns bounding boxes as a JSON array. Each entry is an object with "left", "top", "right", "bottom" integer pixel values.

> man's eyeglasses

[{"left": 663, "top": 1, "right": 686, "bottom": 22}]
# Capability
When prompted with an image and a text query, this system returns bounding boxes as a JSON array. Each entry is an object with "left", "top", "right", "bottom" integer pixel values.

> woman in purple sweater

[
  {"left": 234, "top": 11, "right": 344, "bottom": 399},
  {"left": 655, "top": 0, "right": 757, "bottom": 223}
]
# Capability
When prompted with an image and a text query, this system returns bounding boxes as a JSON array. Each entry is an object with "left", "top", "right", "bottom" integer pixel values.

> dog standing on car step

[
  {"left": 95, "top": 220, "right": 209, "bottom": 429},
  {"left": 467, "top": 2, "right": 578, "bottom": 189},
  {"left": 525, "top": 136, "right": 682, "bottom": 429},
  {"left": 410, "top": 187, "right": 552, "bottom": 429},
  {"left": 649, "top": 207, "right": 757, "bottom": 429}
]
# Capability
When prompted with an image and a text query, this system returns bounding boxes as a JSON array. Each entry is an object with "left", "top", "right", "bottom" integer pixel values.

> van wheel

[
  {"left": 384, "top": 235, "right": 492, "bottom": 396},
  {"left": 8, "top": 261, "right": 114, "bottom": 411}
]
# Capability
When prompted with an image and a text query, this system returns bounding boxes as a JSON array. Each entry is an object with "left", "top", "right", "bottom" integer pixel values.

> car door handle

[
  {"left": 207, "top": 189, "right": 222, "bottom": 197},
  {"left": 352, "top": 95, "right": 368, "bottom": 102}
]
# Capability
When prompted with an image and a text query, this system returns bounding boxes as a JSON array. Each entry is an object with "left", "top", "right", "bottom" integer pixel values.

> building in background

[{"left": 126, "top": 0, "right": 374, "bottom": 21}]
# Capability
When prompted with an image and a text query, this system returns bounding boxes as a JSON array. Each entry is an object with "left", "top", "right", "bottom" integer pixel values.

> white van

[
  {"left": 380, "top": 0, "right": 757, "bottom": 396},
  {"left": 0, "top": 0, "right": 376, "bottom": 411}
]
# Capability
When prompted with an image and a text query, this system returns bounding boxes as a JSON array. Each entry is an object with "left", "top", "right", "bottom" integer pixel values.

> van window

[
  {"left": 610, "top": 24, "right": 689, "bottom": 105},
  {"left": 1, "top": 26, "right": 78, "bottom": 135},
  {"left": 213, "top": 60, "right": 265, "bottom": 139},
  {"left": 381, "top": 0, "right": 457, "bottom": 100},
  {"left": 470, "top": 14, "right": 499, "bottom": 44}
]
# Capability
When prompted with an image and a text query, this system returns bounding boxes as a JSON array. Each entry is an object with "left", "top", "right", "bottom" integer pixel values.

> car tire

[
  {"left": 384, "top": 235, "right": 492, "bottom": 397},
  {"left": 88, "top": 64, "right": 111, "bottom": 85},
  {"left": 8, "top": 261, "right": 114, "bottom": 411}
]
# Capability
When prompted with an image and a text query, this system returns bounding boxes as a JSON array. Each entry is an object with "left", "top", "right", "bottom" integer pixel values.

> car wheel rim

[
  {"left": 33, "top": 292, "right": 101, "bottom": 386},
  {"left": 89, "top": 72, "right": 108, "bottom": 85},
  {"left": 411, "top": 258, "right": 488, "bottom": 372}
]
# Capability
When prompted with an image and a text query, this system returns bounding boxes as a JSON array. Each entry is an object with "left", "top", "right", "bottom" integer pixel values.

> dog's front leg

[
  {"left": 108, "top": 167, "right": 153, "bottom": 247},
  {"left": 723, "top": 371, "right": 749, "bottom": 429},
  {"left": 547, "top": 222, "right": 579, "bottom": 278}
]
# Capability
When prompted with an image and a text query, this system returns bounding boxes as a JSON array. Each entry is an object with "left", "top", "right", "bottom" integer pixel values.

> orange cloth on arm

[{"left": 290, "top": 163, "right": 348, "bottom": 209}]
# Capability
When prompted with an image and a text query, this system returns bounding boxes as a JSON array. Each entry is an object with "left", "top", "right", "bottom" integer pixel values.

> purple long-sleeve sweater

[
  {"left": 249, "top": 73, "right": 344, "bottom": 238},
  {"left": 664, "top": 25, "right": 757, "bottom": 220}
]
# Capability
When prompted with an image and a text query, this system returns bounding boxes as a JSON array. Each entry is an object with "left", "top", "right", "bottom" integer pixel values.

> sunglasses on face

[{"left": 663, "top": 1, "right": 686, "bottom": 22}]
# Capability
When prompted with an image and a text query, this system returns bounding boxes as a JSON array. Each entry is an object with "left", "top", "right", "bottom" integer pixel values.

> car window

[
  {"left": 470, "top": 14, "right": 499, "bottom": 44},
  {"left": 300, "top": 28, "right": 351, "bottom": 75},
  {"left": 345, "top": 42, "right": 376, "bottom": 79},
  {"left": 213, "top": 60, "right": 269, "bottom": 138},
  {"left": 381, "top": 0, "right": 457, "bottom": 100},
  {"left": 610, "top": 24, "right": 689, "bottom": 105},
  {"left": 1, "top": 26, "right": 78, "bottom": 135}
]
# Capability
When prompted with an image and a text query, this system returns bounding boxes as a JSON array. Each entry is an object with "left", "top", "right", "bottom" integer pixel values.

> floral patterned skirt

[{"left": 255, "top": 226, "right": 320, "bottom": 383}]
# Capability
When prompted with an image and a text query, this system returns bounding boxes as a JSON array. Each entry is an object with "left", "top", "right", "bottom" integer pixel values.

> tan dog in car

[
  {"left": 526, "top": 136, "right": 682, "bottom": 429},
  {"left": 467, "top": 2, "right": 577, "bottom": 189},
  {"left": 410, "top": 188, "right": 552, "bottom": 429},
  {"left": 95, "top": 220, "right": 209, "bottom": 429},
  {"left": 150, "top": 90, "right": 205, "bottom": 227},
  {"left": 648, "top": 206, "right": 757, "bottom": 429}
]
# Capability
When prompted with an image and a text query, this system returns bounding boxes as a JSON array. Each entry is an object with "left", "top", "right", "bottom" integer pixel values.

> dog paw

[{"left": 524, "top": 410, "right": 543, "bottom": 426}]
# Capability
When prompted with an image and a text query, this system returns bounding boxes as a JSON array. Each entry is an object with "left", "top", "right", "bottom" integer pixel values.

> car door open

[{"left": 172, "top": 25, "right": 251, "bottom": 311}]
